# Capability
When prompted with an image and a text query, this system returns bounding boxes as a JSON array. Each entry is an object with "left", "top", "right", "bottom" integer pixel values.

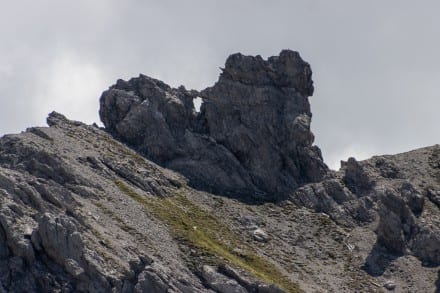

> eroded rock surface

[
  {"left": 0, "top": 112, "right": 308, "bottom": 292},
  {"left": 0, "top": 50, "right": 439, "bottom": 293},
  {"left": 100, "top": 50, "right": 328, "bottom": 199},
  {"left": 290, "top": 147, "right": 440, "bottom": 268},
  {"left": 0, "top": 113, "right": 206, "bottom": 292}
]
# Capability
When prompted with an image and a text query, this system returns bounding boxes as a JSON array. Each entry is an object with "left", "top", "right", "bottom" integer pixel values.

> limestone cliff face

[{"left": 99, "top": 50, "right": 328, "bottom": 199}]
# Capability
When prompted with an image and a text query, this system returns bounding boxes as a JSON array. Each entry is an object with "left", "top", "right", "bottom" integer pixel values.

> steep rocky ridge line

[
  {"left": 0, "top": 112, "right": 302, "bottom": 292},
  {"left": 0, "top": 50, "right": 438, "bottom": 292}
]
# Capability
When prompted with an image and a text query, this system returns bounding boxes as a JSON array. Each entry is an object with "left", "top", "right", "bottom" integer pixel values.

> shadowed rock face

[{"left": 100, "top": 50, "right": 328, "bottom": 199}]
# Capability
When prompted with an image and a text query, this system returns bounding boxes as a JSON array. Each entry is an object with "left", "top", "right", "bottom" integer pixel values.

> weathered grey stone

[
  {"left": 0, "top": 206, "right": 35, "bottom": 264},
  {"left": 0, "top": 135, "right": 88, "bottom": 188},
  {"left": 411, "top": 225, "right": 440, "bottom": 265},
  {"left": 99, "top": 50, "right": 328, "bottom": 199},
  {"left": 218, "top": 264, "right": 255, "bottom": 290},
  {"left": 65, "top": 258, "right": 85, "bottom": 277},
  {"left": 383, "top": 280, "right": 396, "bottom": 290},
  {"left": 323, "top": 179, "right": 353, "bottom": 204},
  {"left": 253, "top": 228, "right": 270, "bottom": 242},
  {"left": 220, "top": 50, "right": 314, "bottom": 95},
  {"left": 399, "top": 182, "right": 424, "bottom": 215},
  {"left": 46, "top": 111, "right": 83, "bottom": 127},
  {"left": 374, "top": 157, "right": 401, "bottom": 179},
  {"left": 201, "top": 265, "right": 247, "bottom": 293},
  {"left": 290, "top": 179, "right": 359, "bottom": 226},
  {"left": 217, "top": 264, "right": 285, "bottom": 292},
  {"left": 134, "top": 265, "right": 169, "bottom": 293},
  {"left": 342, "top": 157, "right": 374, "bottom": 194},
  {"left": 377, "top": 208, "right": 407, "bottom": 254},
  {"left": 37, "top": 213, "right": 85, "bottom": 269},
  {"left": 376, "top": 190, "right": 416, "bottom": 254}
]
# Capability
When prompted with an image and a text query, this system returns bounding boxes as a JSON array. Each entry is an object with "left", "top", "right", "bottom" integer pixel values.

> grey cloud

[{"left": 1, "top": 0, "right": 439, "bottom": 169}]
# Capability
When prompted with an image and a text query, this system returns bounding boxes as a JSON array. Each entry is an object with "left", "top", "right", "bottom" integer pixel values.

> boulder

[
  {"left": 400, "top": 182, "right": 424, "bottom": 215},
  {"left": 376, "top": 189, "right": 416, "bottom": 254},
  {"left": 201, "top": 265, "right": 247, "bottom": 293},
  {"left": 134, "top": 268, "right": 168, "bottom": 293},
  {"left": 37, "top": 213, "right": 85, "bottom": 273},
  {"left": 253, "top": 228, "right": 270, "bottom": 242},
  {"left": 383, "top": 280, "right": 396, "bottom": 290},
  {"left": 342, "top": 157, "right": 374, "bottom": 194},
  {"left": 411, "top": 225, "right": 440, "bottom": 265}
]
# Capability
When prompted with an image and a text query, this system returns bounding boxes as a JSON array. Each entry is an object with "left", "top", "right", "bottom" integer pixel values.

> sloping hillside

[{"left": 0, "top": 51, "right": 438, "bottom": 293}]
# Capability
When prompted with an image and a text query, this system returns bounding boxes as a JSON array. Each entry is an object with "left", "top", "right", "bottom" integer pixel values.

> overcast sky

[{"left": 1, "top": 1, "right": 439, "bottom": 169}]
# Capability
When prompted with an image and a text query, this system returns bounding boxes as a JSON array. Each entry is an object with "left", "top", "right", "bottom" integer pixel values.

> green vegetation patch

[{"left": 114, "top": 180, "right": 301, "bottom": 293}]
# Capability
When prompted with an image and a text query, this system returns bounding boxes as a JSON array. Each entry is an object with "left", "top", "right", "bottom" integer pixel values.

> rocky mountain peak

[
  {"left": 0, "top": 50, "right": 438, "bottom": 293},
  {"left": 99, "top": 50, "right": 327, "bottom": 200},
  {"left": 220, "top": 50, "right": 314, "bottom": 96}
]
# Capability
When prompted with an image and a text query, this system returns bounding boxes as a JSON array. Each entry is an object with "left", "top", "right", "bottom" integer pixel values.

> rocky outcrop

[
  {"left": 290, "top": 147, "right": 440, "bottom": 267},
  {"left": 201, "top": 265, "right": 247, "bottom": 293},
  {"left": 0, "top": 50, "right": 439, "bottom": 292},
  {"left": 376, "top": 188, "right": 417, "bottom": 254},
  {"left": 375, "top": 182, "right": 439, "bottom": 265},
  {"left": 100, "top": 50, "right": 328, "bottom": 199},
  {"left": 342, "top": 157, "right": 374, "bottom": 194}
]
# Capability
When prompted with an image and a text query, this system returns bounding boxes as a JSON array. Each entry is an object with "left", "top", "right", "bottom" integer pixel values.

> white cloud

[
  {"left": 0, "top": 0, "right": 439, "bottom": 166},
  {"left": 323, "top": 144, "right": 379, "bottom": 171},
  {"left": 33, "top": 51, "right": 106, "bottom": 126}
]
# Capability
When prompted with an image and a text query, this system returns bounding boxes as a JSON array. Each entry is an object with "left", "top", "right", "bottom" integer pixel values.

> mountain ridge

[{"left": 0, "top": 50, "right": 438, "bottom": 292}]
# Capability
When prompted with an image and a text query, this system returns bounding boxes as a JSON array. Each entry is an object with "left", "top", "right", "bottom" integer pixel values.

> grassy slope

[{"left": 114, "top": 180, "right": 302, "bottom": 293}]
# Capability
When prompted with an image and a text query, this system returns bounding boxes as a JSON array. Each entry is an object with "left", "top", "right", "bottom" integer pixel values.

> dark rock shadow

[{"left": 362, "top": 242, "right": 401, "bottom": 277}]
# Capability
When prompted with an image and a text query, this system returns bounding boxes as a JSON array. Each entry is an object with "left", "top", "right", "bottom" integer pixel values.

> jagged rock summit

[{"left": 100, "top": 50, "right": 328, "bottom": 199}]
